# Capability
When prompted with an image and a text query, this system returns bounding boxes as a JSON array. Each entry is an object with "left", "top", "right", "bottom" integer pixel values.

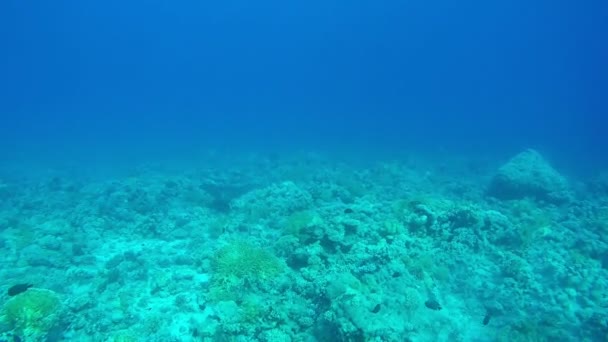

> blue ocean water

[
  {"left": 2, "top": 0, "right": 607, "bottom": 166},
  {"left": 0, "top": 0, "right": 607, "bottom": 341}
]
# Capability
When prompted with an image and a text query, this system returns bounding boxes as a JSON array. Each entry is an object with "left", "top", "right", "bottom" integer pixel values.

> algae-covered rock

[
  {"left": 487, "top": 149, "right": 571, "bottom": 204},
  {"left": 2, "top": 288, "right": 63, "bottom": 340}
]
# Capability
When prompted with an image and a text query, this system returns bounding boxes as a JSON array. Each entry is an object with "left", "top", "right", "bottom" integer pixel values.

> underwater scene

[
  {"left": 1, "top": 149, "right": 608, "bottom": 342},
  {"left": 1, "top": 0, "right": 607, "bottom": 341}
]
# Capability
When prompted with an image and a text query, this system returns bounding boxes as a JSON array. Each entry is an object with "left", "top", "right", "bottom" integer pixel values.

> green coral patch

[
  {"left": 2, "top": 288, "right": 62, "bottom": 339},
  {"left": 212, "top": 241, "right": 283, "bottom": 280}
]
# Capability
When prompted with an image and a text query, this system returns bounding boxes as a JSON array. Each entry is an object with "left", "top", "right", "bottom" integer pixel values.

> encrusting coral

[{"left": 2, "top": 288, "right": 63, "bottom": 340}]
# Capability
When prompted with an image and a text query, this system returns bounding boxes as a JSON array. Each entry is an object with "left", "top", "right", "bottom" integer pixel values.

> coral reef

[{"left": 0, "top": 149, "right": 606, "bottom": 340}]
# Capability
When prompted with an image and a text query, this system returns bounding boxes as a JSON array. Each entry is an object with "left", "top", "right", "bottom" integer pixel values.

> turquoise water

[{"left": 1, "top": 0, "right": 607, "bottom": 341}]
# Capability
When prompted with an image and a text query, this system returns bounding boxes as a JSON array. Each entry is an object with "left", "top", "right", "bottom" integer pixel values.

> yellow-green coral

[
  {"left": 283, "top": 210, "right": 322, "bottom": 241},
  {"left": 509, "top": 198, "right": 553, "bottom": 247},
  {"left": 212, "top": 241, "right": 282, "bottom": 280},
  {"left": 2, "top": 288, "right": 62, "bottom": 339},
  {"left": 107, "top": 329, "right": 138, "bottom": 342},
  {"left": 208, "top": 241, "right": 282, "bottom": 303}
]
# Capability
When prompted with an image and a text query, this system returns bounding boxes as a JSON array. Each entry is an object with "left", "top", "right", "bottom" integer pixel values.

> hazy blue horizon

[{"left": 1, "top": 0, "right": 606, "bottom": 171}]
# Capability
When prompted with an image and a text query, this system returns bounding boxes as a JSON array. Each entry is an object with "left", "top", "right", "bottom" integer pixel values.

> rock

[{"left": 487, "top": 149, "right": 571, "bottom": 204}]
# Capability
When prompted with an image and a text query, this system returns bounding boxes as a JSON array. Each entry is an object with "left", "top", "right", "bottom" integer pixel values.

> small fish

[
  {"left": 371, "top": 304, "right": 381, "bottom": 313},
  {"left": 424, "top": 299, "right": 442, "bottom": 311},
  {"left": 7, "top": 283, "right": 33, "bottom": 296},
  {"left": 483, "top": 312, "right": 492, "bottom": 325}
]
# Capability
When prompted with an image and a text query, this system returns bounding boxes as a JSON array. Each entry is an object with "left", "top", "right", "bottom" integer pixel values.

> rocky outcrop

[{"left": 487, "top": 149, "right": 571, "bottom": 204}]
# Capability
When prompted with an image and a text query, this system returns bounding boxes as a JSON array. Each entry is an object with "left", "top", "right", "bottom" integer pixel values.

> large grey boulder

[{"left": 487, "top": 149, "right": 571, "bottom": 204}]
